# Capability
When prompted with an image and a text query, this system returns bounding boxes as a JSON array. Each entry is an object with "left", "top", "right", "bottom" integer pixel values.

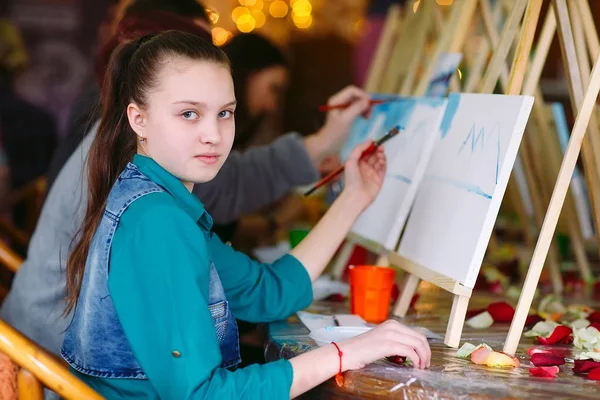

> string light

[
  {"left": 269, "top": 0, "right": 288, "bottom": 18},
  {"left": 206, "top": 0, "right": 364, "bottom": 39}
]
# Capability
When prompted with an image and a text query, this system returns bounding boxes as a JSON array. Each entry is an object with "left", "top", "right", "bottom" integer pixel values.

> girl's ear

[{"left": 127, "top": 103, "right": 146, "bottom": 139}]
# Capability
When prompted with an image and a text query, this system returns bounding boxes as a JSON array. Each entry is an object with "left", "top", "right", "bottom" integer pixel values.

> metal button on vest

[{"left": 172, "top": 350, "right": 181, "bottom": 358}]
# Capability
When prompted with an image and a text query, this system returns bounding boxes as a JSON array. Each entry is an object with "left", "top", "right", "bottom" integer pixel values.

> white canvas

[{"left": 398, "top": 93, "right": 534, "bottom": 288}]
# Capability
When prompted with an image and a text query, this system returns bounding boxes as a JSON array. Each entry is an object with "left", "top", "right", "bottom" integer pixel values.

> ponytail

[{"left": 65, "top": 42, "right": 139, "bottom": 314}]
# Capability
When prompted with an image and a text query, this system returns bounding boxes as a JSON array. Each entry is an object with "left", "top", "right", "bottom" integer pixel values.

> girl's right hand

[{"left": 338, "top": 320, "right": 431, "bottom": 370}]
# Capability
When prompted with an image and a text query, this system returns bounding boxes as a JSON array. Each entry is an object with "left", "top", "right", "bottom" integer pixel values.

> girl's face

[
  {"left": 127, "top": 57, "right": 236, "bottom": 190},
  {"left": 245, "top": 65, "right": 288, "bottom": 118}
]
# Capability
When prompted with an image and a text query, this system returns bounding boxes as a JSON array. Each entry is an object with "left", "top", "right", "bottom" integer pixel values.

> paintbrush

[
  {"left": 333, "top": 315, "right": 340, "bottom": 326},
  {"left": 303, "top": 125, "right": 402, "bottom": 197},
  {"left": 318, "top": 99, "right": 390, "bottom": 112}
]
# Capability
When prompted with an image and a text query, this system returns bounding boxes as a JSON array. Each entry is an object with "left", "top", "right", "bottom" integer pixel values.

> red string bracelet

[{"left": 331, "top": 342, "right": 344, "bottom": 387}]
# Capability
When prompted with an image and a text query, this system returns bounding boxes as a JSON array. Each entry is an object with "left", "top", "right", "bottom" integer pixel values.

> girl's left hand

[{"left": 342, "top": 140, "right": 386, "bottom": 209}]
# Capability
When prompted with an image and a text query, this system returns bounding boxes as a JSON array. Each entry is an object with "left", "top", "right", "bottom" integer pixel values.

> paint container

[
  {"left": 289, "top": 229, "right": 310, "bottom": 248},
  {"left": 349, "top": 265, "right": 396, "bottom": 323}
]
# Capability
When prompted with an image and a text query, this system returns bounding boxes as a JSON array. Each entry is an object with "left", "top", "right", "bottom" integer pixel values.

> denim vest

[{"left": 61, "top": 163, "right": 241, "bottom": 379}]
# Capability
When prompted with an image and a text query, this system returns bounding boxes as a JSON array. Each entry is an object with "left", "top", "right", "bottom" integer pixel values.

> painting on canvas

[{"left": 340, "top": 96, "right": 448, "bottom": 250}]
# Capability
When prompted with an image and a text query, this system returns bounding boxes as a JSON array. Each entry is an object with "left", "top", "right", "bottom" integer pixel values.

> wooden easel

[
  {"left": 329, "top": 0, "right": 481, "bottom": 280},
  {"left": 391, "top": 0, "right": 544, "bottom": 348},
  {"left": 504, "top": 0, "right": 600, "bottom": 356}
]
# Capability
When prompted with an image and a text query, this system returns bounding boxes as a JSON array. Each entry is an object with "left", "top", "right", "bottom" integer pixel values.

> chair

[
  {"left": 0, "top": 319, "right": 103, "bottom": 400},
  {"left": 0, "top": 239, "right": 22, "bottom": 274}
]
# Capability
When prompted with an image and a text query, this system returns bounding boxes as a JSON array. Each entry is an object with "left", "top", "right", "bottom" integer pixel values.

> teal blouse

[{"left": 73, "top": 154, "right": 313, "bottom": 399}]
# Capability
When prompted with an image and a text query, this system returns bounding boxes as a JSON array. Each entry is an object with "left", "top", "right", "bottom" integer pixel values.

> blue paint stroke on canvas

[
  {"left": 457, "top": 122, "right": 501, "bottom": 184},
  {"left": 440, "top": 93, "right": 460, "bottom": 139},
  {"left": 388, "top": 174, "right": 412, "bottom": 184},
  {"left": 427, "top": 175, "right": 492, "bottom": 199},
  {"left": 341, "top": 95, "right": 439, "bottom": 162},
  {"left": 458, "top": 124, "right": 485, "bottom": 153},
  {"left": 495, "top": 125, "right": 500, "bottom": 184}
]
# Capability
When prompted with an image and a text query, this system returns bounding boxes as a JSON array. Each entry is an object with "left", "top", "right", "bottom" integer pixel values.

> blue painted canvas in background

[
  {"left": 426, "top": 53, "right": 463, "bottom": 98},
  {"left": 551, "top": 102, "right": 595, "bottom": 240}
]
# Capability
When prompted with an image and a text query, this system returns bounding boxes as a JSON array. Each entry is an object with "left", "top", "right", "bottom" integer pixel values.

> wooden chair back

[{"left": 0, "top": 319, "right": 103, "bottom": 400}]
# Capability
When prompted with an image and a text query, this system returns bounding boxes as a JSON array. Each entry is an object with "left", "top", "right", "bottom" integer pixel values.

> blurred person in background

[
  {"left": 0, "top": 19, "right": 57, "bottom": 229},
  {"left": 214, "top": 33, "right": 343, "bottom": 251}
]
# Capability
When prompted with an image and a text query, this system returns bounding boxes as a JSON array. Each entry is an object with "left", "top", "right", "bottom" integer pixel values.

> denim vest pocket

[{"left": 209, "top": 300, "right": 229, "bottom": 343}]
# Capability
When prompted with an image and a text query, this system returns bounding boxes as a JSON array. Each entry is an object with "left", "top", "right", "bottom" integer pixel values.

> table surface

[{"left": 266, "top": 283, "right": 600, "bottom": 399}]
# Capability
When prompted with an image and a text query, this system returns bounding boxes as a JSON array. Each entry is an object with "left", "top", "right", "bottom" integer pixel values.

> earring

[{"left": 139, "top": 137, "right": 146, "bottom": 144}]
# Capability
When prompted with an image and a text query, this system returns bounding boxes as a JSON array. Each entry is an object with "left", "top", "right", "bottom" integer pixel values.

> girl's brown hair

[{"left": 65, "top": 30, "right": 230, "bottom": 314}]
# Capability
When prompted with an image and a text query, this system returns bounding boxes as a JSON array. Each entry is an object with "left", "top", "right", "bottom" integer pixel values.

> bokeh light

[
  {"left": 413, "top": 0, "right": 421, "bottom": 13},
  {"left": 231, "top": 6, "right": 250, "bottom": 23},
  {"left": 205, "top": 8, "right": 219, "bottom": 24},
  {"left": 269, "top": 0, "right": 289, "bottom": 18},
  {"left": 251, "top": 0, "right": 264, "bottom": 10},
  {"left": 239, "top": 0, "right": 257, "bottom": 6},
  {"left": 237, "top": 13, "right": 256, "bottom": 33},
  {"left": 292, "top": 14, "right": 313, "bottom": 29},
  {"left": 212, "top": 27, "right": 232, "bottom": 46},
  {"left": 252, "top": 10, "right": 266, "bottom": 28},
  {"left": 292, "top": 0, "right": 312, "bottom": 17}
]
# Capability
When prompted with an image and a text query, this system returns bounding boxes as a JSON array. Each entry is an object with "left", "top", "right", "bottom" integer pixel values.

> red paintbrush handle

[
  {"left": 303, "top": 142, "right": 380, "bottom": 196},
  {"left": 360, "top": 143, "right": 377, "bottom": 158},
  {"left": 304, "top": 164, "right": 345, "bottom": 196},
  {"left": 318, "top": 99, "right": 386, "bottom": 112}
]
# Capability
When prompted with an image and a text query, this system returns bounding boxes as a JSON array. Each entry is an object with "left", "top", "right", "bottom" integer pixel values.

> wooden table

[{"left": 266, "top": 283, "right": 600, "bottom": 399}]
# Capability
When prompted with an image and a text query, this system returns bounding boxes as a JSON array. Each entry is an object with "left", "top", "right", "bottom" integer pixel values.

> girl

[{"left": 61, "top": 31, "right": 431, "bottom": 399}]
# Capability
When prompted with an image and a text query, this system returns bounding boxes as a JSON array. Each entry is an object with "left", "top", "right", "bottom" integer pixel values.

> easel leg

[
  {"left": 330, "top": 241, "right": 354, "bottom": 281},
  {"left": 375, "top": 254, "right": 389, "bottom": 266},
  {"left": 392, "top": 273, "right": 420, "bottom": 318},
  {"left": 570, "top": 227, "right": 593, "bottom": 283},
  {"left": 444, "top": 294, "right": 470, "bottom": 348},
  {"left": 547, "top": 244, "right": 564, "bottom": 294}
]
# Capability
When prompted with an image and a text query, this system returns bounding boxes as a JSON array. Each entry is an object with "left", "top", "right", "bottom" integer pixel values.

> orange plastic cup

[{"left": 349, "top": 265, "right": 396, "bottom": 323}]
